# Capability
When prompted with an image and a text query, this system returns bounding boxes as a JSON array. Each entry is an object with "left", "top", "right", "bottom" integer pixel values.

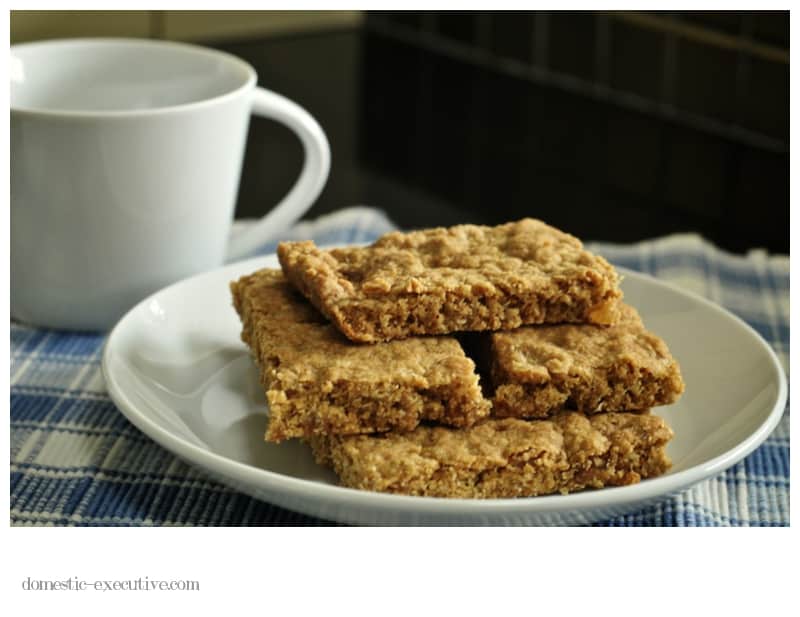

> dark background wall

[
  {"left": 221, "top": 11, "right": 788, "bottom": 254},
  {"left": 359, "top": 12, "right": 789, "bottom": 254}
]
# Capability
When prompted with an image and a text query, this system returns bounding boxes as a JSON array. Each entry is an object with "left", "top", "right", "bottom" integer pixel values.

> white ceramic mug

[{"left": 11, "top": 38, "right": 330, "bottom": 331}]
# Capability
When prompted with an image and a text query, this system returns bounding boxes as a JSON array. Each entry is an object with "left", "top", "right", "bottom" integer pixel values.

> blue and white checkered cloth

[{"left": 10, "top": 207, "right": 789, "bottom": 526}]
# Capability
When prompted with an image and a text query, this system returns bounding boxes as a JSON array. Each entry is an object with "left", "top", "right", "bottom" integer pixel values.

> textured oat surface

[
  {"left": 487, "top": 304, "right": 685, "bottom": 418},
  {"left": 277, "top": 218, "right": 623, "bottom": 342},
  {"left": 309, "top": 411, "right": 673, "bottom": 498},
  {"left": 230, "top": 269, "right": 490, "bottom": 442}
]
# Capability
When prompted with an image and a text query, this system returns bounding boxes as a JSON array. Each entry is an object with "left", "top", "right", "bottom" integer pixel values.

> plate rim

[{"left": 101, "top": 253, "right": 788, "bottom": 518}]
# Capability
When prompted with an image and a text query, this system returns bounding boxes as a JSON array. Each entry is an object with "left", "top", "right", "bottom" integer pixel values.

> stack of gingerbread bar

[{"left": 230, "top": 219, "right": 684, "bottom": 499}]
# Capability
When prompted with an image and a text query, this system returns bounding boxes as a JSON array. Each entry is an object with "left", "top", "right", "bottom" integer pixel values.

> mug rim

[{"left": 10, "top": 37, "right": 257, "bottom": 119}]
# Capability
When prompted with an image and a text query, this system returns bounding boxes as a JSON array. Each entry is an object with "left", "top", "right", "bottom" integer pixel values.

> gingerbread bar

[
  {"left": 485, "top": 304, "right": 684, "bottom": 418},
  {"left": 277, "top": 218, "right": 623, "bottom": 343},
  {"left": 309, "top": 412, "right": 673, "bottom": 498},
  {"left": 230, "top": 269, "right": 490, "bottom": 442}
]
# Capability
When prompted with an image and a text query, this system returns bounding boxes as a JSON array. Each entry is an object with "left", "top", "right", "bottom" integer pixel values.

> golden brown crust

[
  {"left": 277, "top": 219, "right": 623, "bottom": 343},
  {"left": 309, "top": 412, "right": 673, "bottom": 498},
  {"left": 487, "top": 304, "right": 685, "bottom": 418},
  {"left": 230, "top": 269, "right": 490, "bottom": 442}
]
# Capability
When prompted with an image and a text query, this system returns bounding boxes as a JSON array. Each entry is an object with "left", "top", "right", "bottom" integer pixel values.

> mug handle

[{"left": 225, "top": 87, "right": 331, "bottom": 262}]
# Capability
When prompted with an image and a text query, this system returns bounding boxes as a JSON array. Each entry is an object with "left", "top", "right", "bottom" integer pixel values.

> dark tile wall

[
  {"left": 681, "top": 11, "right": 744, "bottom": 35},
  {"left": 490, "top": 12, "right": 535, "bottom": 62},
  {"left": 437, "top": 11, "right": 476, "bottom": 45},
  {"left": 674, "top": 39, "right": 739, "bottom": 123},
  {"left": 609, "top": 19, "right": 664, "bottom": 100},
  {"left": 360, "top": 11, "right": 789, "bottom": 253},
  {"left": 744, "top": 57, "right": 789, "bottom": 138},
  {"left": 549, "top": 12, "right": 595, "bottom": 79},
  {"left": 751, "top": 11, "right": 790, "bottom": 46}
]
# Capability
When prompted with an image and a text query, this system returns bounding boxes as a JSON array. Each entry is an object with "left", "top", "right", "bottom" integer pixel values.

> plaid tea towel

[{"left": 10, "top": 208, "right": 789, "bottom": 526}]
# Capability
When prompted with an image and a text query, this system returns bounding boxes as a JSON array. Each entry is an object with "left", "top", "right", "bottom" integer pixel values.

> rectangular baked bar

[
  {"left": 309, "top": 412, "right": 673, "bottom": 498},
  {"left": 277, "top": 218, "right": 623, "bottom": 343},
  {"left": 484, "top": 304, "right": 684, "bottom": 418},
  {"left": 230, "top": 269, "right": 490, "bottom": 442}
]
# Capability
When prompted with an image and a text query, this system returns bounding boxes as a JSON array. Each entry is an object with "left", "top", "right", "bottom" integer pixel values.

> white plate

[{"left": 102, "top": 252, "right": 787, "bottom": 525}]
